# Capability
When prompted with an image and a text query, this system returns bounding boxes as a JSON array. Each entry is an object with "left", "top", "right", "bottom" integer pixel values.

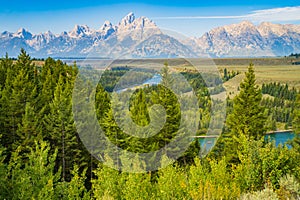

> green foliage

[
  {"left": 121, "top": 171, "right": 154, "bottom": 200},
  {"left": 277, "top": 174, "right": 300, "bottom": 199},
  {"left": 0, "top": 51, "right": 300, "bottom": 199},
  {"left": 156, "top": 164, "right": 188, "bottom": 199},
  {"left": 55, "top": 165, "right": 90, "bottom": 200},
  {"left": 188, "top": 157, "right": 241, "bottom": 199},
  {"left": 262, "top": 82, "right": 297, "bottom": 101},
  {"left": 44, "top": 74, "right": 80, "bottom": 181},
  {"left": 241, "top": 187, "right": 279, "bottom": 200},
  {"left": 261, "top": 96, "right": 294, "bottom": 127},
  {"left": 233, "top": 134, "right": 299, "bottom": 192},
  {"left": 92, "top": 163, "right": 122, "bottom": 199},
  {"left": 227, "top": 63, "right": 266, "bottom": 140},
  {"left": 292, "top": 94, "right": 300, "bottom": 153},
  {"left": 0, "top": 146, "right": 8, "bottom": 199},
  {"left": 129, "top": 90, "right": 150, "bottom": 126},
  {"left": 221, "top": 67, "right": 240, "bottom": 82},
  {"left": 216, "top": 64, "right": 267, "bottom": 164},
  {"left": 7, "top": 140, "right": 59, "bottom": 200},
  {"left": 293, "top": 94, "right": 300, "bottom": 135}
]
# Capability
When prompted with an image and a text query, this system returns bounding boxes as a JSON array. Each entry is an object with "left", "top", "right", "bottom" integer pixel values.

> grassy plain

[
  {"left": 170, "top": 57, "right": 300, "bottom": 97},
  {"left": 59, "top": 57, "right": 300, "bottom": 96},
  {"left": 219, "top": 64, "right": 300, "bottom": 97}
]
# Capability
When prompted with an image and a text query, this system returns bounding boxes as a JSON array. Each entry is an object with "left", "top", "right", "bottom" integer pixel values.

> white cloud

[
  {"left": 152, "top": 15, "right": 241, "bottom": 20},
  {"left": 153, "top": 6, "right": 300, "bottom": 22},
  {"left": 245, "top": 6, "right": 300, "bottom": 22}
]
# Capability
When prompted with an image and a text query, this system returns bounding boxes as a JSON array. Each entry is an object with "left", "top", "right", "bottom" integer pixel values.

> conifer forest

[{"left": 0, "top": 50, "right": 300, "bottom": 199}]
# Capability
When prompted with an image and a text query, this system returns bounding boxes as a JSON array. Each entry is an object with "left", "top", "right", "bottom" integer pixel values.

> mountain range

[{"left": 1, "top": 12, "right": 300, "bottom": 58}]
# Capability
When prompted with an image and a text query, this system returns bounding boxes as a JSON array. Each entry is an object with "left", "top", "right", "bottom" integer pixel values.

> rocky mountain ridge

[{"left": 1, "top": 12, "right": 300, "bottom": 58}]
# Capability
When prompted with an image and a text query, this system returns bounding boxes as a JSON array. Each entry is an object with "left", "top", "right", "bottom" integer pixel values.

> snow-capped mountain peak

[
  {"left": 69, "top": 25, "right": 93, "bottom": 38},
  {"left": 44, "top": 30, "right": 55, "bottom": 37},
  {"left": 1, "top": 13, "right": 300, "bottom": 58},
  {"left": 1, "top": 31, "right": 13, "bottom": 38},
  {"left": 98, "top": 20, "right": 116, "bottom": 39},
  {"left": 116, "top": 12, "right": 161, "bottom": 41},
  {"left": 257, "top": 22, "right": 289, "bottom": 37},
  {"left": 100, "top": 20, "right": 113, "bottom": 30},
  {"left": 223, "top": 20, "right": 258, "bottom": 36},
  {"left": 119, "top": 12, "right": 135, "bottom": 26},
  {"left": 13, "top": 28, "right": 33, "bottom": 39},
  {"left": 190, "top": 20, "right": 300, "bottom": 57}
]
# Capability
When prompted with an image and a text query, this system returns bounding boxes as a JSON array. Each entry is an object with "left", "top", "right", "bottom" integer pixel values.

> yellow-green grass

[{"left": 219, "top": 65, "right": 300, "bottom": 97}]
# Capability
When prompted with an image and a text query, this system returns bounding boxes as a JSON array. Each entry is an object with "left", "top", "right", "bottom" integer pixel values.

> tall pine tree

[
  {"left": 216, "top": 64, "right": 266, "bottom": 163},
  {"left": 292, "top": 94, "right": 300, "bottom": 146},
  {"left": 227, "top": 63, "right": 266, "bottom": 140},
  {"left": 44, "top": 75, "right": 80, "bottom": 181}
]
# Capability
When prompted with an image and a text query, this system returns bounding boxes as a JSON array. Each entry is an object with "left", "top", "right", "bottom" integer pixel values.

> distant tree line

[
  {"left": 262, "top": 82, "right": 298, "bottom": 101},
  {"left": 260, "top": 82, "right": 298, "bottom": 130},
  {"left": 289, "top": 53, "right": 300, "bottom": 58},
  {"left": 0, "top": 55, "right": 45, "bottom": 61}
]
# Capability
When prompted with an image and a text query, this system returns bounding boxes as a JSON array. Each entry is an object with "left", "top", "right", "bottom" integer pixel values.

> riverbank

[{"left": 266, "top": 129, "right": 293, "bottom": 135}]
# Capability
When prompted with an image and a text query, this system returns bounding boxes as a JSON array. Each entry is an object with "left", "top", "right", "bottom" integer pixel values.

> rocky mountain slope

[
  {"left": 1, "top": 12, "right": 300, "bottom": 58},
  {"left": 188, "top": 21, "right": 300, "bottom": 57}
]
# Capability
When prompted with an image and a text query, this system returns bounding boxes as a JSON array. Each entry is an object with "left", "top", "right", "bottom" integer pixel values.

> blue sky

[{"left": 1, "top": 0, "right": 300, "bottom": 37}]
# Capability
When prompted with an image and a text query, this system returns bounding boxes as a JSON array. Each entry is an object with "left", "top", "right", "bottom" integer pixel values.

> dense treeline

[
  {"left": 261, "top": 82, "right": 299, "bottom": 130},
  {"left": 221, "top": 67, "right": 240, "bottom": 82},
  {"left": 99, "top": 67, "right": 155, "bottom": 92},
  {"left": 262, "top": 82, "right": 298, "bottom": 101},
  {"left": 289, "top": 53, "right": 300, "bottom": 58},
  {"left": 0, "top": 50, "right": 299, "bottom": 199},
  {"left": 0, "top": 49, "right": 93, "bottom": 183},
  {"left": 0, "top": 55, "right": 45, "bottom": 61},
  {"left": 261, "top": 97, "right": 294, "bottom": 130}
]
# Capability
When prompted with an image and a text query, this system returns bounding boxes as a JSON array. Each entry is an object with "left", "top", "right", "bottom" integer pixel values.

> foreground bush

[{"left": 0, "top": 138, "right": 299, "bottom": 199}]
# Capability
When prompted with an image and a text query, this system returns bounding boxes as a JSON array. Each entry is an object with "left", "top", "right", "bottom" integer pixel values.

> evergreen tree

[
  {"left": 217, "top": 64, "right": 266, "bottom": 163},
  {"left": 130, "top": 89, "right": 150, "bottom": 126},
  {"left": 7, "top": 140, "right": 59, "bottom": 200},
  {"left": 227, "top": 63, "right": 266, "bottom": 140},
  {"left": 15, "top": 103, "right": 41, "bottom": 152},
  {"left": 223, "top": 68, "right": 228, "bottom": 81},
  {"left": 0, "top": 50, "right": 36, "bottom": 157},
  {"left": 44, "top": 75, "right": 80, "bottom": 181},
  {"left": 292, "top": 94, "right": 300, "bottom": 146},
  {"left": 0, "top": 53, "right": 13, "bottom": 89},
  {"left": 0, "top": 145, "right": 8, "bottom": 199}
]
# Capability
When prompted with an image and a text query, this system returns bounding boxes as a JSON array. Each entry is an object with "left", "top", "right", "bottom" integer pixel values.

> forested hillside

[{"left": 0, "top": 50, "right": 299, "bottom": 199}]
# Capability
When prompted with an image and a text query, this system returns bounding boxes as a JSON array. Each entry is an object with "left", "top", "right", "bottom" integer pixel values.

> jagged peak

[
  {"left": 1, "top": 31, "right": 13, "bottom": 38},
  {"left": 239, "top": 20, "right": 255, "bottom": 26},
  {"left": 257, "top": 22, "right": 288, "bottom": 36},
  {"left": 100, "top": 20, "right": 113, "bottom": 30},
  {"left": 210, "top": 26, "right": 226, "bottom": 32},
  {"left": 119, "top": 12, "right": 135, "bottom": 26},
  {"left": 35, "top": 30, "right": 54, "bottom": 36},
  {"left": 15, "top": 27, "right": 32, "bottom": 35},
  {"left": 69, "top": 24, "right": 92, "bottom": 38},
  {"left": 13, "top": 28, "right": 32, "bottom": 39},
  {"left": 259, "top": 21, "right": 275, "bottom": 26},
  {"left": 71, "top": 24, "right": 91, "bottom": 32},
  {"left": 16, "top": 27, "right": 28, "bottom": 33},
  {"left": 224, "top": 20, "right": 256, "bottom": 29},
  {"left": 137, "top": 15, "right": 156, "bottom": 25},
  {"left": 1, "top": 31, "right": 12, "bottom": 35},
  {"left": 45, "top": 30, "right": 54, "bottom": 35},
  {"left": 61, "top": 31, "right": 68, "bottom": 36}
]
